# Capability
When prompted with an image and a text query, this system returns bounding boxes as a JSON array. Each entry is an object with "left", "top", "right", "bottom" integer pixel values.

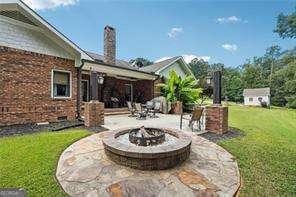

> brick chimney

[{"left": 104, "top": 26, "right": 116, "bottom": 65}]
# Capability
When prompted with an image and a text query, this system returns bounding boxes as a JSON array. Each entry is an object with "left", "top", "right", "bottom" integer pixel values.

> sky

[{"left": 24, "top": 0, "right": 295, "bottom": 67}]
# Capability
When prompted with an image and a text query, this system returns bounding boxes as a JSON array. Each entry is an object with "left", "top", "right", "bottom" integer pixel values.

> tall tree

[
  {"left": 188, "top": 59, "right": 209, "bottom": 88},
  {"left": 263, "top": 45, "right": 281, "bottom": 86},
  {"left": 222, "top": 67, "right": 243, "bottom": 102},
  {"left": 241, "top": 62, "right": 264, "bottom": 89},
  {"left": 129, "top": 58, "right": 153, "bottom": 68},
  {"left": 274, "top": 8, "right": 296, "bottom": 39},
  {"left": 189, "top": 59, "right": 209, "bottom": 78},
  {"left": 271, "top": 55, "right": 296, "bottom": 108}
]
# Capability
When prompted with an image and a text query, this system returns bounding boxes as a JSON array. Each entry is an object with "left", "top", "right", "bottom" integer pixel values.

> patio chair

[
  {"left": 180, "top": 107, "right": 204, "bottom": 131},
  {"left": 135, "top": 103, "right": 146, "bottom": 120},
  {"left": 149, "top": 101, "right": 161, "bottom": 118},
  {"left": 127, "top": 101, "right": 137, "bottom": 117},
  {"left": 145, "top": 101, "right": 154, "bottom": 117}
]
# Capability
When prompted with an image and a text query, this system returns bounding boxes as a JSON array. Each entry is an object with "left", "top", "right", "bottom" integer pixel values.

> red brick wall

[
  {"left": 205, "top": 106, "right": 228, "bottom": 134},
  {"left": 84, "top": 101, "right": 104, "bottom": 127},
  {"left": 0, "top": 46, "right": 77, "bottom": 126}
]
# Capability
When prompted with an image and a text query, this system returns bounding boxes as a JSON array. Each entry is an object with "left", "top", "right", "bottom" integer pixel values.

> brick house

[{"left": 0, "top": 0, "right": 158, "bottom": 126}]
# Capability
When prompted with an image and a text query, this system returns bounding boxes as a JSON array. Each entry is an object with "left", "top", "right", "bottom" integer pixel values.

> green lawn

[
  {"left": 0, "top": 129, "right": 89, "bottom": 196},
  {"left": 0, "top": 106, "right": 295, "bottom": 196},
  {"left": 220, "top": 105, "right": 296, "bottom": 196}
]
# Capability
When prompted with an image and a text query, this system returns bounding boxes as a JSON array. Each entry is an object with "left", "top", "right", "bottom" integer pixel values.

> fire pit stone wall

[{"left": 102, "top": 128, "right": 191, "bottom": 170}]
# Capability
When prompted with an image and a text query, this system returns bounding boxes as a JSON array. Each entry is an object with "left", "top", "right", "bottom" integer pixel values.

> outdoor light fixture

[{"left": 97, "top": 75, "right": 104, "bottom": 84}]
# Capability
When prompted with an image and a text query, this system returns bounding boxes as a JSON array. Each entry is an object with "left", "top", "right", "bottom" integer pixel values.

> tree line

[
  {"left": 189, "top": 46, "right": 296, "bottom": 108},
  {"left": 189, "top": 8, "right": 295, "bottom": 108},
  {"left": 130, "top": 8, "right": 296, "bottom": 108}
]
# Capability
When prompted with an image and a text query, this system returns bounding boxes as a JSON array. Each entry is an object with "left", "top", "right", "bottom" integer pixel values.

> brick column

[
  {"left": 84, "top": 101, "right": 104, "bottom": 127},
  {"left": 205, "top": 105, "right": 228, "bottom": 134}
]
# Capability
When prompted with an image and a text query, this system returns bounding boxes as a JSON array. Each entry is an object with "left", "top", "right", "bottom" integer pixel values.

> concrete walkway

[{"left": 103, "top": 113, "right": 206, "bottom": 134}]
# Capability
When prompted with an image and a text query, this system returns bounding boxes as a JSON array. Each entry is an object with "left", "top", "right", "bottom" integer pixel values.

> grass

[
  {"left": 0, "top": 106, "right": 295, "bottom": 196},
  {"left": 0, "top": 129, "right": 89, "bottom": 196},
  {"left": 220, "top": 105, "right": 296, "bottom": 196}
]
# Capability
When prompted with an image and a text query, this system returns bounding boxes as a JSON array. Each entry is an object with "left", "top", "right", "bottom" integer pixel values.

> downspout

[{"left": 76, "top": 59, "right": 85, "bottom": 120}]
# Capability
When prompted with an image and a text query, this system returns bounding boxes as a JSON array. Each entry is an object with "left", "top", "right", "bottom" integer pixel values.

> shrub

[{"left": 157, "top": 70, "right": 202, "bottom": 106}]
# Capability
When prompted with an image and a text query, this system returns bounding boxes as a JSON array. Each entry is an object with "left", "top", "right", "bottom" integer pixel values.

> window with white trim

[
  {"left": 249, "top": 97, "right": 253, "bottom": 102},
  {"left": 52, "top": 70, "right": 71, "bottom": 98}
]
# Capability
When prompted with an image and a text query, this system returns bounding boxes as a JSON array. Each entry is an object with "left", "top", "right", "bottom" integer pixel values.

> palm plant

[{"left": 158, "top": 70, "right": 202, "bottom": 106}]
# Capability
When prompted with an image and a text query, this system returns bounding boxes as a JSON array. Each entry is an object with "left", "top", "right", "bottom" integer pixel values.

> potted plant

[{"left": 157, "top": 70, "right": 202, "bottom": 114}]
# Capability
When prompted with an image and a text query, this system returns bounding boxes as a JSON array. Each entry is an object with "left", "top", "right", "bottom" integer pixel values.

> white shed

[{"left": 243, "top": 88, "right": 270, "bottom": 106}]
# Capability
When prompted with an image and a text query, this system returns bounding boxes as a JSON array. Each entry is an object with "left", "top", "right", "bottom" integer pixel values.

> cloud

[
  {"left": 22, "top": 0, "right": 79, "bottom": 10},
  {"left": 222, "top": 44, "right": 238, "bottom": 52},
  {"left": 216, "top": 16, "right": 247, "bottom": 24},
  {"left": 155, "top": 55, "right": 211, "bottom": 64},
  {"left": 182, "top": 54, "right": 211, "bottom": 63},
  {"left": 167, "top": 27, "right": 183, "bottom": 38}
]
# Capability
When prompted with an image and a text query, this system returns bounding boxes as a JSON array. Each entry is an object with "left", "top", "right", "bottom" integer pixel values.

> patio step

[{"left": 104, "top": 108, "right": 130, "bottom": 116}]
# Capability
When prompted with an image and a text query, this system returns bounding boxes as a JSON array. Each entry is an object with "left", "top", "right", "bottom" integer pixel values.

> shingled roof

[
  {"left": 139, "top": 56, "right": 181, "bottom": 73},
  {"left": 85, "top": 51, "right": 139, "bottom": 71},
  {"left": 243, "top": 88, "right": 270, "bottom": 96}
]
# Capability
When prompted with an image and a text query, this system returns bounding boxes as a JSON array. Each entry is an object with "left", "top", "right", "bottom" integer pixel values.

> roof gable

[
  {"left": 243, "top": 88, "right": 270, "bottom": 96},
  {"left": 140, "top": 56, "right": 196, "bottom": 80},
  {"left": 0, "top": 0, "right": 92, "bottom": 65},
  {"left": 140, "top": 56, "right": 180, "bottom": 73}
]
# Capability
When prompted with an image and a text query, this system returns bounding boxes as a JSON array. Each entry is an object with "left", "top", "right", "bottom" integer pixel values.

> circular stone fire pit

[
  {"left": 129, "top": 127, "right": 165, "bottom": 146},
  {"left": 56, "top": 130, "right": 241, "bottom": 196},
  {"left": 102, "top": 127, "right": 191, "bottom": 170}
]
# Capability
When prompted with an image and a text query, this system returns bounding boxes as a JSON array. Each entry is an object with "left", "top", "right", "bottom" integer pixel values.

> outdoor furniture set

[{"left": 127, "top": 101, "right": 161, "bottom": 119}]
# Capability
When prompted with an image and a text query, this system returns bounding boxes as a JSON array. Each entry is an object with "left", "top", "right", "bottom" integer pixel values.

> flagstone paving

[{"left": 56, "top": 131, "right": 240, "bottom": 197}]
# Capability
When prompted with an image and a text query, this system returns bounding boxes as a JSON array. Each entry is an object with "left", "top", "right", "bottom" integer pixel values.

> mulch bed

[
  {"left": 0, "top": 120, "right": 87, "bottom": 137},
  {"left": 199, "top": 127, "right": 245, "bottom": 143}
]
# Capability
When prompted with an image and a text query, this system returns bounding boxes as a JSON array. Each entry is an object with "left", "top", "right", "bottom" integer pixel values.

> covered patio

[{"left": 80, "top": 60, "right": 158, "bottom": 110}]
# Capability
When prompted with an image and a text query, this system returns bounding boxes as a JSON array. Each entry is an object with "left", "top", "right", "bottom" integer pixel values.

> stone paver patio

[
  {"left": 56, "top": 131, "right": 240, "bottom": 196},
  {"left": 103, "top": 114, "right": 206, "bottom": 134}
]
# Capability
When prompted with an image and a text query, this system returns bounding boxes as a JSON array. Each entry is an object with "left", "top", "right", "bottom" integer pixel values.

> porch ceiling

[{"left": 83, "top": 60, "right": 158, "bottom": 80}]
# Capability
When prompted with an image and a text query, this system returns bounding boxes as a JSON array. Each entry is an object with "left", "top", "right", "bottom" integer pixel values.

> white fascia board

[
  {"left": 1, "top": 0, "right": 92, "bottom": 64},
  {"left": 83, "top": 62, "right": 158, "bottom": 80},
  {"left": 178, "top": 57, "right": 197, "bottom": 81},
  {"left": 156, "top": 57, "right": 182, "bottom": 74}
]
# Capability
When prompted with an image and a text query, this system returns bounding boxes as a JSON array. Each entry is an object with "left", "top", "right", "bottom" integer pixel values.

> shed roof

[{"left": 243, "top": 88, "right": 270, "bottom": 96}]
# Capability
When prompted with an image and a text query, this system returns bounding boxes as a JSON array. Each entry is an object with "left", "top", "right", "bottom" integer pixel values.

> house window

[
  {"left": 249, "top": 97, "right": 253, "bottom": 102},
  {"left": 81, "top": 80, "right": 89, "bottom": 102},
  {"left": 52, "top": 70, "right": 71, "bottom": 98}
]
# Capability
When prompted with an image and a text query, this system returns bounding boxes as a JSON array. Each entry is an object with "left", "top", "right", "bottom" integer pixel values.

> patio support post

[
  {"left": 205, "top": 70, "right": 228, "bottom": 134},
  {"left": 85, "top": 71, "right": 105, "bottom": 127},
  {"left": 76, "top": 67, "right": 82, "bottom": 119},
  {"left": 90, "top": 71, "right": 99, "bottom": 100},
  {"left": 213, "top": 71, "right": 222, "bottom": 105}
]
